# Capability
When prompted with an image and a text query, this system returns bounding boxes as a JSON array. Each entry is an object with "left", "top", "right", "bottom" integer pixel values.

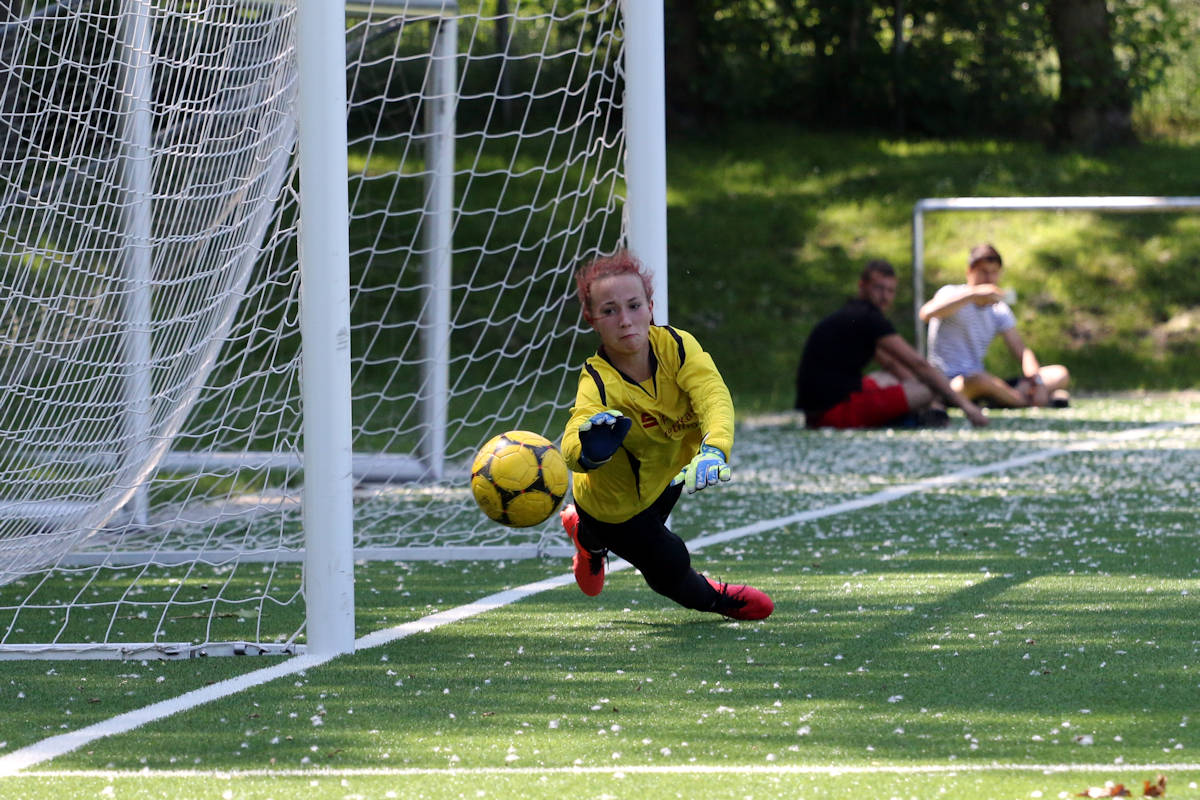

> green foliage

[
  {"left": 1129, "top": 0, "right": 1200, "bottom": 140},
  {"left": 664, "top": 0, "right": 1198, "bottom": 140},
  {"left": 665, "top": 126, "right": 1200, "bottom": 411}
]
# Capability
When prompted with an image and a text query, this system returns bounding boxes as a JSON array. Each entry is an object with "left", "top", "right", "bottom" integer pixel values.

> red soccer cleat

[
  {"left": 707, "top": 577, "right": 774, "bottom": 620},
  {"left": 561, "top": 504, "right": 604, "bottom": 596}
]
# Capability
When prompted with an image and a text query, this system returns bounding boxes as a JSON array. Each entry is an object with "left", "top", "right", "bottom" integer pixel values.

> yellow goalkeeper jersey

[{"left": 561, "top": 325, "right": 735, "bottom": 523}]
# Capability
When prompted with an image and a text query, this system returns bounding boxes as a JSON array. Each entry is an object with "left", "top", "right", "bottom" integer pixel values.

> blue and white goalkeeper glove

[
  {"left": 672, "top": 443, "right": 731, "bottom": 494},
  {"left": 578, "top": 409, "right": 632, "bottom": 469}
]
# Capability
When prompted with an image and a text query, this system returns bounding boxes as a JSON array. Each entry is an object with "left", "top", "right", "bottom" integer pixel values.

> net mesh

[{"left": 0, "top": 0, "right": 626, "bottom": 655}]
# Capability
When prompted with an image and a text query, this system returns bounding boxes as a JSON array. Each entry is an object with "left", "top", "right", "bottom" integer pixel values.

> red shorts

[{"left": 812, "top": 377, "right": 910, "bottom": 429}]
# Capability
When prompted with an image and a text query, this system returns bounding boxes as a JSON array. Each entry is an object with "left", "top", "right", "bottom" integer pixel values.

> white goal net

[{"left": 0, "top": 0, "right": 638, "bottom": 658}]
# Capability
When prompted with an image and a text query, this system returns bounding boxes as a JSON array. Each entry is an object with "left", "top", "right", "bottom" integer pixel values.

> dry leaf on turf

[{"left": 1142, "top": 774, "right": 1167, "bottom": 797}]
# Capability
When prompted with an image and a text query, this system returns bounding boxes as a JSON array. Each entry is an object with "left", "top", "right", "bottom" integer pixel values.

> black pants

[{"left": 576, "top": 483, "right": 719, "bottom": 612}]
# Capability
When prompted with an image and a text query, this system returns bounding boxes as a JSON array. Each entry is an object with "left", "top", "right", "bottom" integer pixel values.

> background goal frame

[{"left": 911, "top": 195, "right": 1200, "bottom": 355}]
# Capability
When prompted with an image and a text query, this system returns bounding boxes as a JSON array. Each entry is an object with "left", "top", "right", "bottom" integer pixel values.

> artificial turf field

[{"left": 2, "top": 393, "right": 1199, "bottom": 799}]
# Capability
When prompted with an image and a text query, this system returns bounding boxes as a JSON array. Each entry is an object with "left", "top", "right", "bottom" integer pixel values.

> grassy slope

[{"left": 664, "top": 128, "right": 1200, "bottom": 412}]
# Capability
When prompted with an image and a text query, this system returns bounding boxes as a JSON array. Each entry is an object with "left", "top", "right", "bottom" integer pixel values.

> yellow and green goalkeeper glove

[{"left": 672, "top": 443, "right": 731, "bottom": 494}]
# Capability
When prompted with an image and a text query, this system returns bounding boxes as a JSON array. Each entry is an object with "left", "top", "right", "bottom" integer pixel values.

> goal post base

[
  {"left": 56, "top": 544, "right": 576, "bottom": 567},
  {"left": 0, "top": 641, "right": 305, "bottom": 661}
]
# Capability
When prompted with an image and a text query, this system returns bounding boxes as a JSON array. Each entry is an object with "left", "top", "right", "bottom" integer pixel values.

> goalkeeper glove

[
  {"left": 672, "top": 443, "right": 731, "bottom": 494},
  {"left": 577, "top": 409, "right": 632, "bottom": 469}
]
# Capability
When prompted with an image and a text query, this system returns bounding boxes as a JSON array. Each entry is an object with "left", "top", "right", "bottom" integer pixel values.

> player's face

[
  {"left": 858, "top": 272, "right": 897, "bottom": 311},
  {"left": 587, "top": 273, "right": 653, "bottom": 357},
  {"left": 968, "top": 258, "right": 1002, "bottom": 286}
]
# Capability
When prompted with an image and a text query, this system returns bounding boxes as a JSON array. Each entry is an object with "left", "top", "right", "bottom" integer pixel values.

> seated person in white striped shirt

[{"left": 919, "top": 243, "right": 1070, "bottom": 408}]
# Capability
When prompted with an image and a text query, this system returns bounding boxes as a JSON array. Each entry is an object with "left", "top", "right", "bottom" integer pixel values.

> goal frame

[
  {"left": 911, "top": 195, "right": 1200, "bottom": 355},
  {"left": 0, "top": 0, "right": 668, "bottom": 660}
]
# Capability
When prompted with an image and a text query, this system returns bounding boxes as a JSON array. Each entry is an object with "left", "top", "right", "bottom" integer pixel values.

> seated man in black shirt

[{"left": 796, "top": 260, "right": 988, "bottom": 429}]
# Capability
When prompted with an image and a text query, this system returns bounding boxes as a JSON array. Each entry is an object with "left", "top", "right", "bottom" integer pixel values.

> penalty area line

[
  {"left": 13, "top": 762, "right": 1200, "bottom": 779},
  {"left": 0, "top": 419, "right": 1192, "bottom": 777}
]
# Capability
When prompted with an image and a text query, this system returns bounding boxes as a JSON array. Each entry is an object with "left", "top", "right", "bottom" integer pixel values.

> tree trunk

[
  {"left": 889, "top": 0, "right": 908, "bottom": 135},
  {"left": 812, "top": 0, "right": 870, "bottom": 124},
  {"left": 1046, "top": 0, "right": 1136, "bottom": 150},
  {"left": 663, "top": 0, "right": 706, "bottom": 131}
]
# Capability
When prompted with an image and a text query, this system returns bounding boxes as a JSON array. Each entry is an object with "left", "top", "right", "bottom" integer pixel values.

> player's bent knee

[
  {"left": 901, "top": 380, "right": 933, "bottom": 409},
  {"left": 1043, "top": 364, "right": 1070, "bottom": 390}
]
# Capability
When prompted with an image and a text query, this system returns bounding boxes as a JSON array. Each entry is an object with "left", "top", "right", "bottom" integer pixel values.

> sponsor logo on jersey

[
  {"left": 665, "top": 410, "right": 698, "bottom": 435},
  {"left": 640, "top": 412, "right": 659, "bottom": 429}
]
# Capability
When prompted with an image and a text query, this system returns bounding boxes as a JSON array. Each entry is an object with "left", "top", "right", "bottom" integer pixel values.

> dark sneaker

[
  {"left": 706, "top": 577, "right": 774, "bottom": 620},
  {"left": 914, "top": 407, "right": 950, "bottom": 428},
  {"left": 561, "top": 504, "right": 604, "bottom": 596}
]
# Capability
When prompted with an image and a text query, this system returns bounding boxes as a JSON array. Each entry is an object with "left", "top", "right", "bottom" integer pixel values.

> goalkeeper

[{"left": 559, "top": 250, "right": 773, "bottom": 621}]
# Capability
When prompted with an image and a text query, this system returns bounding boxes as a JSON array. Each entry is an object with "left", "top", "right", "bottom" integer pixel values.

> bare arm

[
  {"left": 918, "top": 284, "right": 1006, "bottom": 322},
  {"left": 999, "top": 328, "right": 1040, "bottom": 377},
  {"left": 876, "top": 333, "right": 988, "bottom": 427},
  {"left": 873, "top": 342, "right": 915, "bottom": 381},
  {"left": 1000, "top": 328, "right": 1048, "bottom": 406}
]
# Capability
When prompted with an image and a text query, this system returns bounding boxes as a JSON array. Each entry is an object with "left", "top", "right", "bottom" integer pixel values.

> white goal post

[
  {"left": 911, "top": 195, "right": 1200, "bottom": 355},
  {"left": 0, "top": 0, "right": 666, "bottom": 659}
]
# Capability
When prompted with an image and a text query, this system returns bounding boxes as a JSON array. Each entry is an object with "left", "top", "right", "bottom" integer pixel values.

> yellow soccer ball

[{"left": 470, "top": 430, "right": 569, "bottom": 527}]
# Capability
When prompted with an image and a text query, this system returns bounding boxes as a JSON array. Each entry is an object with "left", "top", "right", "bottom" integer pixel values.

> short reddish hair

[{"left": 574, "top": 249, "right": 654, "bottom": 321}]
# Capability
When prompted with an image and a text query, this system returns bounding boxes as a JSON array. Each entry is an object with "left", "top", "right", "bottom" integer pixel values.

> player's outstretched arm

[{"left": 577, "top": 409, "right": 632, "bottom": 469}]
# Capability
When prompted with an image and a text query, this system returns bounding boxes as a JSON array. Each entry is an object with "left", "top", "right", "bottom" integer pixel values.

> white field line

[
  {"left": 0, "top": 420, "right": 1193, "bottom": 778},
  {"left": 12, "top": 762, "right": 1200, "bottom": 779},
  {"left": 685, "top": 419, "right": 1193, "bottom": 553}
]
